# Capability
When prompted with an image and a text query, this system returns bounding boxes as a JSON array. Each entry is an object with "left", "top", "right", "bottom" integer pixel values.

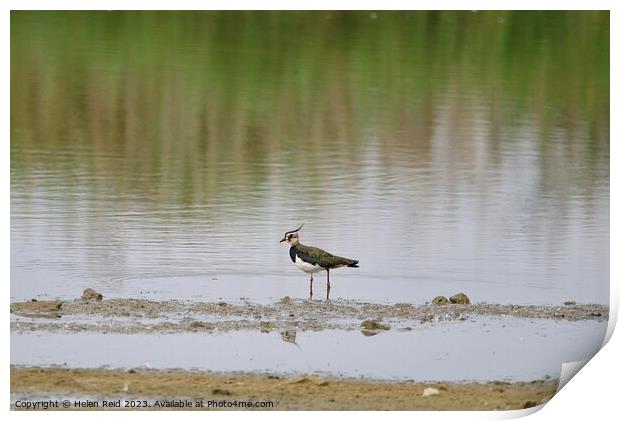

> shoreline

[
  {"left": 10, "top": 298, "right": 609, "bottom": 334},
  {"left": 11, "top": 367, "right": 558, "bottom": 411},
  {"left": 10, "top": 297, "right": 602, "bottom": 410}
]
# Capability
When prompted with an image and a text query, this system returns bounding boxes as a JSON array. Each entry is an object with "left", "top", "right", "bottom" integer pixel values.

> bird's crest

[
  {"left": 280, "top": 224, "right": 303, "bottom": 244},
  {"left": 283, "top": 224, "right": 303, "bottom": 236}
]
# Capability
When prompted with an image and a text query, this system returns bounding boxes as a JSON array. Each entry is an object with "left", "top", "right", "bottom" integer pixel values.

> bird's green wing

[{"left": 297, "top": 244, "right": 357, "bottom": 269}]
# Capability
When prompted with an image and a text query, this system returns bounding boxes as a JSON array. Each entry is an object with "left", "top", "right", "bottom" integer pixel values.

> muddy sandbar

[{"left": 10, "top": 298, "right": 608, "bottom": 334}]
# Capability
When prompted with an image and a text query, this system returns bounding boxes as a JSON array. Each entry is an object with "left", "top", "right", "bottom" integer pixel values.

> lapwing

[{"left": 280, "top": 225, "right": 359, "bottom": 300}]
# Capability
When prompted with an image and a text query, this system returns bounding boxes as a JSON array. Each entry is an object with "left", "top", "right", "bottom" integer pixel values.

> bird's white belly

[{"left": 295, "top": 255, "right": 324, "bottom": 274}]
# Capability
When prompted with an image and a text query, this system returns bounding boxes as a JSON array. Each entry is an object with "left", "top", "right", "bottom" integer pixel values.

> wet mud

[{"left": 11, "top": 298, "right": 608, "bottom": 334}]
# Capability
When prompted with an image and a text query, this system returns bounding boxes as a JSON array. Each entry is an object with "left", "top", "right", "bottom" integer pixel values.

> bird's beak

[{"left": 279, "top": 238, "right": 285, "bottom": 243}]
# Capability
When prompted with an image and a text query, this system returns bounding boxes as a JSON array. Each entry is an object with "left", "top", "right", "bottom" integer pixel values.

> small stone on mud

[
  {"left": 217, "top": 301, "right": 227, "bottom": 307},
  {"left": 10, "top": 300, "right": 64, "bottom": 316},
  {"left": 449, "top": 293, "right": 470, "bottom": 304},
  {"left": 259, "top": 321, "right": 273, "bottom": 332},
  {"left": 212, "top": 388, "right": 231, "bottom": 396},
  {"left": 360, "top": 320, "right": 390, "bottom": 330},
  {"left": 394, "top": 303, "right": 412, "bottom": 310},
  {"left": 432, "top": 296, "right": 449, "bottom": 305},
  {"left": 522, "top": 400, "right": 538, "bottom": 409},
  {"left": 422, "top": 387, "right": 440, "bottom": 397},
  {"left": 563, "top": 300, "right": 576, "bottom": 305},
  {"left": 81, "top": 288, "right": 103, "bottom": 301},
  {"left": 128, "top": 369, "right": 136, "bottom": 374},
  {"left": 189, "top": 321, "right": 214, "bottom": 330},
  {"left": 31, "top": 298, "right": 38, "bottom": 302},
  {"left": 279, "top": 296, "right": 292, "bottom": 305}
]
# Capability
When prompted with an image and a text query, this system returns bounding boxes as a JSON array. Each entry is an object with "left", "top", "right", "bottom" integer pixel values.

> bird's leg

[
  {"left": 309, "top": 274, "right": 313, "bottom": 299},
  {"left": 326, "top": 269, "right": 331, "bottom": 300}
]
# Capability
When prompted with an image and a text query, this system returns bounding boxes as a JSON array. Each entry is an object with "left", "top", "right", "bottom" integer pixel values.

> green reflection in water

[{"left": 11, "top": 11, "right": 609, "bottom": 204}]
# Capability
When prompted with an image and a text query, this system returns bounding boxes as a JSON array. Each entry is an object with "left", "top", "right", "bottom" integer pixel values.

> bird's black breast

[{"left": 289, "top": 246, "right": 297, "bottom": 263}]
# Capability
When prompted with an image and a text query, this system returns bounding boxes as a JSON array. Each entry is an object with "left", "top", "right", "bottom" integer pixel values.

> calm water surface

[
  {"left": 11, "top": 318, "right": 606, "bottom": 381},
  {"left": 11, "top": 12, "right": 609, "bottom": 305}
]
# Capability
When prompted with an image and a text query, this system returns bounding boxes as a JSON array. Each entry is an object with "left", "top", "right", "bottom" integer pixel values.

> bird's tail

[{"left": 347, "top": 260, "right": 359, "bottom": 268}]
